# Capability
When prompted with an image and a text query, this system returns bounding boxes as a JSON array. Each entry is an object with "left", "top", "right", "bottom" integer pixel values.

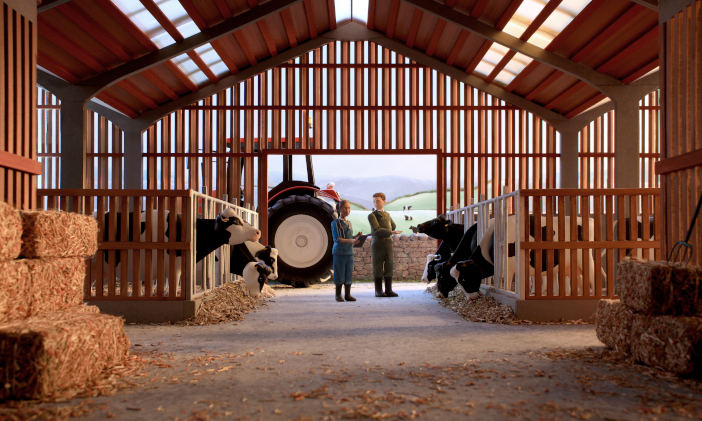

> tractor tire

[{"left": 268, "top": 195, "right": 335, "bottom": 287}]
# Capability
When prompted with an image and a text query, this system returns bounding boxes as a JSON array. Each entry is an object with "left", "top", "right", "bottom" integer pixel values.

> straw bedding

[
  {"left": 0, "top": 309, "right": 129, "bottom": 400},
  {"left": 595, "top": 299, "right": 635, "bottom": 353},
  {"left": 182, "top": 280, "right": 275, "bottom": 325},
  {"left": 20, "top": 210, "right": 98, "bottom": 258},
  {"left": 630, "top": 313, "right": 702, "bottom": 375},
  {"left": 0, "top": 260, "right": 31, "bottom": 322},
  {"left": 618, "top": 258, "right": 702, "bottom": 316},
  {"left": 0, "top": 201, "right": 22, "bottom": 261},
  {"left": 25, "top": 257, "right": 86, "bottom": 316}
]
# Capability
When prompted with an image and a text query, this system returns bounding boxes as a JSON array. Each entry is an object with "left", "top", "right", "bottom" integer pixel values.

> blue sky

[{"left": 268, "top": 155, "right": 437, "bottom": 186}]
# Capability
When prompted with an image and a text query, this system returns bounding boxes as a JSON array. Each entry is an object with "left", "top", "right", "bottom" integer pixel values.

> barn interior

[{"left": 1, "top": 0, "right": 702, "bottom": 416}]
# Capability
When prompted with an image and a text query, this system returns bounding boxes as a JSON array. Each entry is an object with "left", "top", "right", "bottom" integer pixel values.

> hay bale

[
  {"left": 630, "top": 314, "right": 702, "bottom": 375},
  {"left": 0, "top": 201, "right": 22, "bottom": 261},
  {"left": 618, "top": 258, "right": 702, "bottom": 316},
  {"left": 0, "top": 260, "right": 30, "bottom": 322},
  {"left": 595, "top": 299, "right": 635, "bottom": 353},
  {"left": 20, "top": 211, "right": 98, "bottom": 258},
  {"left": 26, "top": 257, "right": 86, "bottom": 316},
  {"left": 0, "top": 310, "right": 129, "bottom": 400}
]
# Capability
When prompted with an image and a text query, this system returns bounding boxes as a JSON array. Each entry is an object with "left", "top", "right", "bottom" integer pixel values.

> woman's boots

[
  {"left": 374, "top": 278, "right": 385, "bottom": 297},
  {"left": 336, "top": 284, "right": 356, "bottom": 301},
  {"left": 335, "top": 284, "right": 344, "bottom": 302},
  {"left": 344, "top": 284, "right": 356, "bottom": 301}
]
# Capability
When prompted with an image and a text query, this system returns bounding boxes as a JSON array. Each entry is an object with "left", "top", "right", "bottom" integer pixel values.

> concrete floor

[{"left": 36, "top": 283, "right": 702, "bottom": 419}]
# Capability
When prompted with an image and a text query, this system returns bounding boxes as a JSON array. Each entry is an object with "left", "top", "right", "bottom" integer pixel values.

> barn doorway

[{"left": 260, "top": 152, "right": 440, "bottom": 287}]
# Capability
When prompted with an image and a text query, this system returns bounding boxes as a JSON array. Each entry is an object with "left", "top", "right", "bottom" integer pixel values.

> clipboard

[{"left": 353, "top": 234, "right": 370, "bottom": 248}]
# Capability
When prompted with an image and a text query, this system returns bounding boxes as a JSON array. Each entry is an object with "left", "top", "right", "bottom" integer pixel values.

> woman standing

[{"left": 332, "top": 200, "right": 359, "bottom": 301}]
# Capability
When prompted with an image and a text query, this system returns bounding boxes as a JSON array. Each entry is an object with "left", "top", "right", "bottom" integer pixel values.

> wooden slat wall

[
  {"left": 660, "top": 0, "right": 702, "bottom": 265},
  {"left": 1, "top": 1, "right": 37, "bottom": 209},
  {"left": 520, "top": 188, "right": 660, "bottom": 299},
  {"left": 578, "top": 91, "right": 661, "bottom": 189},
  {"left": 37, "top": 87, "right": 60, "bottom": 189},
  {"left": 143, "top": 41, "right": 560, "bottom": 211},
  {"left": 37, "top": 88, "right": 125, "bottom": 190}
]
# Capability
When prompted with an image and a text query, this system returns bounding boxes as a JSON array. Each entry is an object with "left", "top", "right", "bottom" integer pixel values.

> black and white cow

[
  {"left": 412, "top": 216, "right": 480, "bottom": 298},
  {"left": 449, "top": 215, "right": 600, "bottom": 298},
  {"left": 230, "top": 241, "right": 279, "bottom": 297},
  {"left": 102, "top": 207, "right": 261, "bottom": 288}
]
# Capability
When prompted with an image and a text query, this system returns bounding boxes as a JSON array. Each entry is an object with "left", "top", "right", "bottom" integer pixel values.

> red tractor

[{"left": 266, "top": 155, "right": 340, "bottom": 287}]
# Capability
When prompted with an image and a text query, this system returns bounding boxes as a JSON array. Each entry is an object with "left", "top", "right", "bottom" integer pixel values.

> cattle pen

[
  {"left": 447, "top": 188, "right": 660, "bottom": 320},
  {"left": 37, "top": 189, "right": 258, "bottom": 322}
]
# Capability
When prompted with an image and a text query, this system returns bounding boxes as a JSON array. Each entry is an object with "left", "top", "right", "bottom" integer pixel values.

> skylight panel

[
  {"left": 494, "top": 70, "right": 517, "bottom": 85},
  {"left": 172, "top": 53, "right": 208, "bottom": 85},
  {"left": 352, "top": 0, "right": 369, "bottom": 23},
  {"left": 195, "top": 43, "right": 229, "bottom": 77},
  {"left": 110, "top": 0, "right": 176, "bottom": 47},
  {"left": 473, "top": 43, "right": 510, "bottom": 76},
  {"left": 158, "top": 0, "right": 200, "bottom": 37},
  {"left": 503, "top": 0, "right": 547, "bottom": 38},
  {"left": 334, "top": 0, "right": 351, "bottom": 21},
  {"left": 529, "top": 0, "right": 591, "bottom": 48}
]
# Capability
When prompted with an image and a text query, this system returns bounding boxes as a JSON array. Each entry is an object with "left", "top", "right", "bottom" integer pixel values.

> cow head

[
  {"left": 415, "top": 215, "right": 453, "bottom": 240},
  {"left": 450, "top": 260, "right": 482, "bottom": 294},
  {"left": 215, "top": 208, "right": 261, "bottom": 244},
  {"left": 242, "top": 261, "right": 272, "bottom": 296},
  {"left": 255, "top": 246, "right": 279, "bottom": 280},
  {"left": 434, "top": 260, "right": 457, "bottom": 298},
  {"left": 421, "top": 254, "right": 441, "bottom": 282}
]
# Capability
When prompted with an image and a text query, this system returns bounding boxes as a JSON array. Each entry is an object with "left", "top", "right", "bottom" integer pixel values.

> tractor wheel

[{"left": 268, "top": 195, "right": 335, "bottom": 287}]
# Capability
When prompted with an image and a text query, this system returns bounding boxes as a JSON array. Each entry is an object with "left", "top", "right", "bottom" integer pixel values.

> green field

[{"left": 345, "top": 209, "right": 437, "bottom": 235}]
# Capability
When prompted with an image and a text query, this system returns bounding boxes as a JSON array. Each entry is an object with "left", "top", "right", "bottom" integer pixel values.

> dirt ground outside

[{"left": 9, "top": 282, "right": 702, "bottom": 420}]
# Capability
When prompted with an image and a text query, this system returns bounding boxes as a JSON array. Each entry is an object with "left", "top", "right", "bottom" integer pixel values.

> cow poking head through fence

[
  {"left": 231, "top": 241, "right": 279, "bottom": 297},
  {"left": 101, "top": 207, "right": 261, "bottom": 295},
  {"left": 449, "top": 215, "right": 601, "bottom": 298}
]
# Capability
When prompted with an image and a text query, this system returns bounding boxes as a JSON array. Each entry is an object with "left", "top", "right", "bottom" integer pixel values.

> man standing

[{"left": 368, "top": 192, "right": 401, "bottom": 297}]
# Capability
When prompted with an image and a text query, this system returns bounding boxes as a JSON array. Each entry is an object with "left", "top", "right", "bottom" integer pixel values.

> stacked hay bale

[
  {"left": 596, "top": 258, "right": 702, "bottom": 375},
  {"left": 0, "top": 201, "right": 130, "bottom": 400}
]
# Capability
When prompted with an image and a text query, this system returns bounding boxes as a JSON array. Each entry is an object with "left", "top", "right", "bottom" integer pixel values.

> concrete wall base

[
  {"left": 481, "top": 287, "right": 598, "bottom": 322},
  {"left": 88, "top": 299, "right": 203, "bottom": 323}
]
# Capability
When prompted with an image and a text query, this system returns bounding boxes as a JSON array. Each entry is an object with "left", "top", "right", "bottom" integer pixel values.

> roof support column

[
  {"left": 59, "top": 100, "right": 89, "bottom": 189},
  {"left": 123, "top": 128, "right": 144, "bottom": 189},
  {"left": 558, "top": 128, "right": 580, "bottom": 189},
  {"left": 613, "top": 96, "right": 640, "bottom": 188}
]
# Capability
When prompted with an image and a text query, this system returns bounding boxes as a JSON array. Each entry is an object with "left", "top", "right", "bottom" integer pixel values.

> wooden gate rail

[
  {"left": 37, "top": 189, "right": 258, "bottom": 302},
  {"left": 519, "top": 188, "right": 660, "bottom": 300}
]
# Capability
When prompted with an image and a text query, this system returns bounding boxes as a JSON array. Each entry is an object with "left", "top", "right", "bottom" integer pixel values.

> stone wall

[{"left": 351, "top": 234, "right": 437, "bottom": 280}]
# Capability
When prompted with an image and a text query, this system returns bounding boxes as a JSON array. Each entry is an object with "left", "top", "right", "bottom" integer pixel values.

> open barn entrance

[{"left": 259, "top": 151, "right": 440, "bottom": 287}]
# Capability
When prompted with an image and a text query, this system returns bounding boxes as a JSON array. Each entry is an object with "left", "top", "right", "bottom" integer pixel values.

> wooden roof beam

[
  {"left": 57, "top": 3, "right": 132, "bottom": 61},
  {"left": 403, "top": 0, "right": 623, "bottom": 95},
  {"left": 179, "top": 0, "right": 239, "bottom": 74},
  {"left": 485, "top": 0, "right": 562, "bottom": 83},
  {"left": 81, "top": 0, "right": 302, "bottom": 96},
  {"left": 465, "top": 0, "right": 521, "bottom": 74},
  {"left": 40, "top": 22, "right": 106, "bottom": 73},
  {"left": 406, "top": 10, "right": 423, "bottom": 48},
  {"left": 366, "top": 30, "right": 567, "bottom": 126},
  {"left": 303, "top": 0, "right": 318, "bottom": 38},
  {"left": 134, "top": 35, "right": 331, "bottom": 130},
  {"left": 281, "top": 9, "right": 299, "bottom": 47},
  {"left": 386, "top": 0, "right": 401, "bottom": 39}
]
